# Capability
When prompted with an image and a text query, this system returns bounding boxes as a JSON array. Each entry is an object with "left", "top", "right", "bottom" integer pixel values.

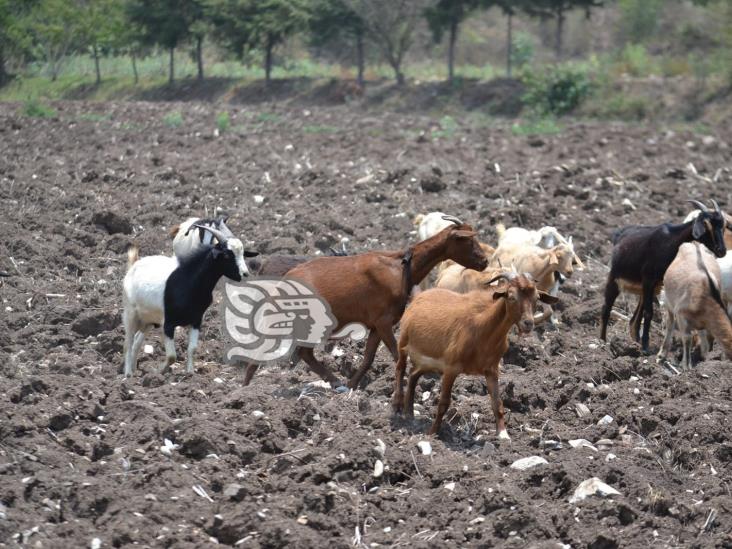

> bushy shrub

[
  {"left": 511, "top": 32, "right": 534, "bottom": 71},
  {"left": 521, "top": 64, "right": 592, "bottom": 117},
  {"left": 216, "top": 111, "right": 230, "bottom": 133},
  {"left": 22, "top": 98, "right": 56, "bottom": 118}
]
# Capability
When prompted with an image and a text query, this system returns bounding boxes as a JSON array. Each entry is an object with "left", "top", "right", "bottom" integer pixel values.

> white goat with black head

[{"left": 123, "top": 224, "right": 247, "bottom": 377}]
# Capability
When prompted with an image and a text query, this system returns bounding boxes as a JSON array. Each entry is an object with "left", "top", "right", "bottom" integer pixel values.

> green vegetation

[
  {"left": 1, "top": 0, "right": 731, "bottom": 123},
  {"left": 511, "top": 117, "right": 562, "bottom": 135},
  {"left": 21, "top": 97, "right": 56, "bottom": 118},
  {"left": 521, "top": 63, "right": 592, "bottom": 116},
  {"left": 163, "top": 110, "right": 184, "bottom": 127},
  {"left": 431, "top": 115, "right": 460, "bottom": 139},
  {"left": 216, "top": 111, "right": 230, "bottom": 133}
]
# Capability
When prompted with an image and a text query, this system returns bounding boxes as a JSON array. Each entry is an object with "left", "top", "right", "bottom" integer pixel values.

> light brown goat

[
  {"left": 657, "top": 242, "right": 732, "bottom": 370},
  {"left": 243, "top": 220, "right": 489, "bottom": 389},
  {"left": 392, "top": 273, "right": 557, "bottom": 438},
  {"left": 435, "top": 264, "right": 505, "bottom": 293}
]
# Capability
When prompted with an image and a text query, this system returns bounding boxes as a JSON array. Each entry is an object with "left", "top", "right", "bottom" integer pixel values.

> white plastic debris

[
  {"left": 605, "top": 453, "right": 617, "bottom": 462},
  {"left": 374, "top": 439, "right": 386, "bottom": 457},
  {"left": 421, "top": 391, "right": 431, "bottom": 402},
  {"left": 213, "top": 377, "right": 224, "bottom": 384},
  {"left": 330, "top": 346, "right": 345, "bottom": 357},
  {"left": 597, "top": 415, "right": 614, "bottom": 426},
  {"left": 143, "top": 344, "right": 154, "bottom": 354},
  {"left": 569, "top": 439, "right": 598, "bottom": 452},
  {"left": 444, "top": 482, "right": 456, "bottom": 492},
  {"left": 253, "top": 195, "right": 265, "bottom": 205},
  {"left": 417, "top": 441, "right": 432, "bottom": 456},
  {"left": 160, "top": 438, "right": 179, "bottom": 456},
  {"left": 568, "top": 477, "right": 621, "bottom": 504},
  {"left": 510, "top": 456, "right": 548, "bottom": 470},
  {"left": 90, "top": 538, "right": 102, "bottom": 549},
  {"left": 251, "top": 410, "right": 265, "bottom": 419},
  {"left": 575, "top": 403, "right": 591, "bottom": 418},
  {"left": 373, "top": 460, "right": 384, "bottom": 478}
]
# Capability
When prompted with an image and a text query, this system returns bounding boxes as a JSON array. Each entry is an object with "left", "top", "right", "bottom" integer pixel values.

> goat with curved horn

[
  {"left": 188, "top": 223, "right": 228, "bottom": 245},
  {"left": 688, "top": 199, "right": 709, "bottom": 213},
  {"left": 441, "top": 215, "right": 463, "bottom": 226}
]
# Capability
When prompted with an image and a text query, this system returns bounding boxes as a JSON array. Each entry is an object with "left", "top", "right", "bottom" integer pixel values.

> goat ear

[
  {"left": 492, "top": 290, "right": 508, "bottom": 300},
  {"left": 547, "top": 251, "right": 560, "bottom": 268},
  {"left": 692, "top": 216, "right": 706, "bottom": 239},
  {"left": 538, "top": 291, "right": 559, "bottom": 304},
  {"left": 453, "top": 230, "right": 477, "bottom": 239}
]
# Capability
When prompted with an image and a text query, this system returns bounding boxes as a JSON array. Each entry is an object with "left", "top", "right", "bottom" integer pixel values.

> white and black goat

[
  {"left": 123, "top": 225, "right": 246, "bottom": 377},
  {"left": 600, "top": 199, "right": 727, "bottom": 352}
]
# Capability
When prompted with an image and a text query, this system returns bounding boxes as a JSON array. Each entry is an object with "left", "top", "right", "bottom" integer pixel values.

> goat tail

[
  {"left": 127, "top": 245, "right": 139, "bottom": 271},
  {"left": 168, "top": 224, "right": 181, "bottom": 239},
  {"left": 413, "top": 214, "right": 424, "bottom": 228},
  {"left": 495, "top": 222, "right": 506, "bottom": 239}
]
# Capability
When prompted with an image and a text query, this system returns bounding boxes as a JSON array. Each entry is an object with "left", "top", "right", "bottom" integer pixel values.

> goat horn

[
  {"left": 441, "top": 215, "right": 463, "bottom": 226},
  {"left": 486, "top": 273, "right": 514, "bottom": 286},
  {"left": 191, "top": 223, "right": 228, "bottom": 245},
  {"left": 688, "top": 199, "right": 709, "bottom": 213},
  {"left": 711, "top": 199, "right": 721, "bottom": 215}
]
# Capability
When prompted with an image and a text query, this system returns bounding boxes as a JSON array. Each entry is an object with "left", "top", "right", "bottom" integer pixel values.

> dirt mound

[{"left": 1, "top": 101, "right": 731, "bottom": 547}]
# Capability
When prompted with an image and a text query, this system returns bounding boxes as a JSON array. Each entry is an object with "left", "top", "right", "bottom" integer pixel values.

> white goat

[
  {"left": 496, "top": 223, "right": 584, "bottom": 271},
  {"left": 123, "top": 225, "right": 246, "bottom": 377},
  {"left": 413, "top": 212, "right": 464, "bottom": 288}
]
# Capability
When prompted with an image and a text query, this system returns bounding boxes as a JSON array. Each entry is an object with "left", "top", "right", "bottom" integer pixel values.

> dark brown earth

[{"left": 1, "top": 100, "right": 731, "bottom": 548}]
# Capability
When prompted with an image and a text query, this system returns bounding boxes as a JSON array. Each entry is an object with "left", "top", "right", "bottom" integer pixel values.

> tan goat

[
  {"left": 435, "top": 264, "right": 505, "bottom": 293},
  {"left": 489, "top": 243, "right": 574, "bottom": 324},
  {"left": 657, "top": 242, "right": 732, "bottom": 370},
  {"left": 392, "top": 273, "right": 558, "bottom": 439}
]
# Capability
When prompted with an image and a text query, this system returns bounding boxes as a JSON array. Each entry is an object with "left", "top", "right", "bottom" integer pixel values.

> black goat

[
  {"left": 246, "top": 244, "right": 349, "bottom": 277},
  {"left": 600, "top": 199, "right": 727, "bottom": 352},
  {"left": 123, "top": 225, "right": 244, "bottom": 377}
]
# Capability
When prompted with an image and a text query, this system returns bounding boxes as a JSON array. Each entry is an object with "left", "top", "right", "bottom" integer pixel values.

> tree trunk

[
  {"left": 131, "top": 53, "right": 139, "bottom": 85},
  {"left": 356, "top": 30, "right": 364, "bottom": 88},
  {"left": 555, "top": 7, "right": 564, "bottom": 60},
  {"left": 448, "top": 19, "right": 458, "bottom": 84},
  {"left": 196, "top": 35, "right": 204, "bottom": 81},
  {"left": 0, "top": 44, "right": 6, "bottom": 84},
  {"left": 93, "top": 44, "right": 101, "bottom": 85},
  {"left": 169, "top": 46, "right": 175, "bottom": 84},
  {"left": 506, "top": 13, "right": 513, "bottom": 77},
  {"left": 264, "top": 35, "right": 273, "bottom": 86}
]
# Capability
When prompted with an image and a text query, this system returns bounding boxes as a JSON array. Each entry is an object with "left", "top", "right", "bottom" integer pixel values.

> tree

[
  {"left": 426, "top": 0, "right": 481, "bottom": 84},
  {"left": 308, "top": 0, "right": 366, "bottom": 86},
  {"left": 207, "top": 0, "right": 309, "bottom": 85},
  {"left": 521, "top": 0, "right": 604, "bottom": 59},
  {"left": 26, "top": 0, "right": 84, "bottom": 81},
  {"left": 346, "top": 0, "right": 429, "bottom": 86},
  {"left": 78, "top": 0, "right": 124, "bottom": 85},
  {"left": 127, "top": 0, "right": 203, "bottom": 84},
  {"left": 0, "top": 0, "right": 29, "bottom": 83}
]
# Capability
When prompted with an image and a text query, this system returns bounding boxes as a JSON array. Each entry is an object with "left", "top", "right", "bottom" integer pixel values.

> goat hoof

[{"left": 497, "top": 430, "right": 511, "bottom": 441}]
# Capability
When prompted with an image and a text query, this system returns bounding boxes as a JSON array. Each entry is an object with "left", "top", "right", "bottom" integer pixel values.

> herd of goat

[{"left": 120, "top": 198, "right": 732, "bottom": 439}]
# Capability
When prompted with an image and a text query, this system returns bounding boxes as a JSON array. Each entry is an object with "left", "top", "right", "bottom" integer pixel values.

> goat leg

[
  {"left": 242, "top": 363, "right": 259, "bottom": 386},
  {"left": 347, "top": 330, "right": 381, "bottom": 389},
  {"left": 392, "top": 349, "right": 408, "bottom": 414},
  {"left": 485, "top": 372, "right": 510, "bottom": 440},
  {"left": 600, "top": 277, "right": 620, "bottom": 341},
  {"left": 297, "top": 346, "right": 344, "bottom": 388},
  {"left": 428, "top": 370, "right": 458, "bottom": 436},
  {"left": 404, "top": 367, "right": 425, "bottom": 420}
]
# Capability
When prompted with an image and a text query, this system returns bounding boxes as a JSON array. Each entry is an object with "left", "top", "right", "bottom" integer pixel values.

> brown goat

[
  {"left": 244, "top": 221, "right": 489, "bottom": 389},
  {"left": 393, "top": 273, "right": 558, "bottom": 438},
  {"left": 657, "top": 242, "right": 732, "bottom": 369}
]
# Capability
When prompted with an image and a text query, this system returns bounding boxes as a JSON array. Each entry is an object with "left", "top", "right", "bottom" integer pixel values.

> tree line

[{"left": 1, "top": 0, "right": 615, "bottom": 87}]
